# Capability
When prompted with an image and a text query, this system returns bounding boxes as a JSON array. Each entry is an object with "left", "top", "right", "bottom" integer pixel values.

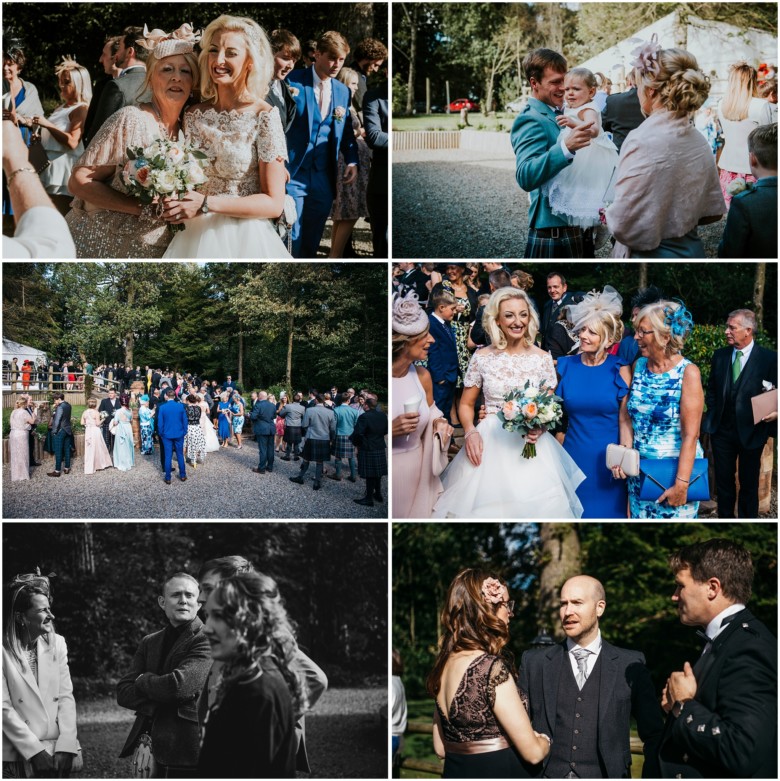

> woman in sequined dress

[
  {"left": 429, "top": 569, "right": 549, "bottom": 778},
  {"left": 66, "top": 25, "right": 200, "bottom": 258},
  {"left": 161, "top": 15, "right": 291, "bottom": 258}
]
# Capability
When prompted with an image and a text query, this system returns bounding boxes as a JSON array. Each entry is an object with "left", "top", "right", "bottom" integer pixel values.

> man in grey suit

[
  {"left": 117, "top": 573, "right": 211, "bottom": 776},
  {"left": 84, "top": 26, "right": 148, "bottom": 146},
  {"left": 250, "top": 391, "right": 277, "bottom": 474},
  {"left": 519, "top": 575, "right": 664, "bottom": 778}
]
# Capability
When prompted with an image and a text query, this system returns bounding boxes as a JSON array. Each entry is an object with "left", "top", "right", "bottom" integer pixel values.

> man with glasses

[
  {"left": 702, "top": 308, "right": 777, "bottom": 518},
  {"left": 519, "top": 575, "right": 663, "bottom": 778}
]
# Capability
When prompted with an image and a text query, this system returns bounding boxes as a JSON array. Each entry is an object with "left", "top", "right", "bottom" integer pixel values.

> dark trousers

[
  {"left": 285, "top": 441, "right": 300, "bottom": 458},
  {"left": 367, "top": 189, "right": 388, "bottom": 258},
  {"left": 711, "top": 428, "right": 764, "bottom": 518},
  {"left": 162, "top": 437, "right": 186, "bottom": 481},
  {"left": 101, "top": 423, "right": 114, "bottom": 454},
  {"left": 28, "top": 430, "right": 36, "bottom": 464},
  {"left": 432, "top": 379, "right": 456, "bottom": 424},
  {"left": 53, "top": 430, "right": 72, "bottom": 471},
  {"left": 257, "top": 433, "right": 275, "bottom": 470}
]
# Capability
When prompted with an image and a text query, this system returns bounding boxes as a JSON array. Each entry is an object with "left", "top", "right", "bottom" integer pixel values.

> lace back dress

[
  {"left": 436, "top": 653, "right": 531, "bottom": 778},
  {"left": 163, "top": 106, "right": 292, "bottom": 258},
  {"left": 544, "top": 100, "right": 619, "bottom": 228},
  {"left": 65, "top": 106, "right": 172, "bottom": 257},
  {"left": 432, "top": 349, "right": 585, "bottom": 518}
]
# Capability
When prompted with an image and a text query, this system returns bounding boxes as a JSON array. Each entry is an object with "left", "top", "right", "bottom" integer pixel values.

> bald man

[{"left": 519, "top": 576, "right": 663, "bottom": 778}]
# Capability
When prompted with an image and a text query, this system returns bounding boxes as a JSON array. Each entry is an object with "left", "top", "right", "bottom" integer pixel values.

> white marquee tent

[{"left": 2, "top": 338, "right": 48, "bottom": 389}]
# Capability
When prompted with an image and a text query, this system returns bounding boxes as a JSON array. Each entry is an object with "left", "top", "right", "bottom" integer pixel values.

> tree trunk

[
  {"left": 335, "top": 3, "right": 374, "bottom": 47},
  {"left": 237, "top": 332, "right": 244, "bottom": 388},
  {"left": 74, "top": 523, "right": 95, "bottom": 574},
  {"left": 537, "top": 523, "right": 581, "bottom": 639},
  {"left": 638, "top": 262, "right": 648, "bottom": 290},
  {"left": 404, "top": 3, "right": 418, "bottom": 115},
  {"left": 286, "top": 313, "right": 294, "bottom": 388},
  {"left": 753, "top": 262, "right": 766, "bottom": 332}
]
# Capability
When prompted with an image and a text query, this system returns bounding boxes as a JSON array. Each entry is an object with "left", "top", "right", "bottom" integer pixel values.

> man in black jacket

[
  {"left": 47, "top": 393, "right": 73, "bottom": 477},
  {"left": 659, "top": 539, "right": 777, "bottom": 778},
  {"left": 702, "top": 308, "right": 777, "bottom": 518},
  {"left": 601, "top": 72, "right": 646, "bottom": 153},
  {"left": 267, "top": 29, "right": 299, "bottom": 133}
]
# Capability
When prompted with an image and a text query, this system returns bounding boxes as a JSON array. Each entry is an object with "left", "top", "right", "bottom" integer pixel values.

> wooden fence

[{"left": 393, "top": 131, "right": 461, "bottom": 151}]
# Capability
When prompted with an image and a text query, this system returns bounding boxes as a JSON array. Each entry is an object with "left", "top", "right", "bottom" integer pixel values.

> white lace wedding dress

[
  {"left": 432, "top": 349, "right": 585, "bottom": 518},
  {"left": 163, "top": 106, "right": 292, "bottom": 258}
]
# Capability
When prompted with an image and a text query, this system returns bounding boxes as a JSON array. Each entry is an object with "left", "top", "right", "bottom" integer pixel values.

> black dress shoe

[
  {"left": 327, "top": 474, "right": 342, "bottom": 481},
  {"left": 353, "top": 496, "right": 374, "bottom": 506},
  {"left": 289, "top": 476, "right": 304, "bottom": 485},
  {"left": 180, "top": 476, "right": 187, "bottom": 482},
  {"left": 347, "top": 475, "right": 357, "bottom": 483},
  {"left": 280, "top": 456, "right": 291, "bottom": 461},
  {"left": 313, "top": 480, "right": 321, "bottom": 490},
  {"left": 31, "top": 461, "right": 43, "bottom": 467},
  {"left": 165, "top": 478, "right": 172, "bottom": 485},
  {"left": 253, "top": 468, "right": 266, "bottom": 474}
]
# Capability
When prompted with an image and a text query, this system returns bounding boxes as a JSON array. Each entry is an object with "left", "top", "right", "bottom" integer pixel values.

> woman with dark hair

[
  {"left": 429, "top": 569, "right": 549, "bottom": 778},
  {"left": 184, "top": 393, "right": 206, "bottom": 466},
  {"left": 111, "top": 393, "right": 134, "bottom": 471},
  {"left": 199, "top": 571, "right": 304, "bottom": 777},
  {"left": 3, "top": 572, "right": 79, "bottom": 777}
]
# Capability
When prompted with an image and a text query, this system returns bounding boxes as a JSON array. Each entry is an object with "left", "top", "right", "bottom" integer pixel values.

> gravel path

[
  {"left": 393, "top": 147, "right": 725, "bottom": 259},
  {"left": 2, "top": 443, "right": 386, "bottom": 519}
]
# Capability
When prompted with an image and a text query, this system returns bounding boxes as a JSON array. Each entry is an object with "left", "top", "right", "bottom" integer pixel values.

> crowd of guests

[
  {"left": 3, "top": 19, "right": 388, "bottom": 259},
  {"left": 513, "top": 40, "right": 777, "bottom": 259},
  {"left": 422, "top": 539, "right": 776, "bottom": 779},
  {"left": 392, "top": 263, "right": 778, "bottom": 519},
  {"left": 7, "top": 369, "right": 387, "bottom": 507},
  {"left": 3, "top": 556, "right": 329, "bottom": 777}
]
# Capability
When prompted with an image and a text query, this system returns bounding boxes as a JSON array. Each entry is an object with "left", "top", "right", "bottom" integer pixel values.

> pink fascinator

[
  {"left": 136, "top": 23, "right": 201, "bottom": 59},
  {"left": 392, "top": 290, "right": 429, "bottom": 336},
  {"left": 481, "top": 577, "right": 505, "bottom": 604},
  {"left": 630, "top": 33, "right": 662, "bottom": 77}
]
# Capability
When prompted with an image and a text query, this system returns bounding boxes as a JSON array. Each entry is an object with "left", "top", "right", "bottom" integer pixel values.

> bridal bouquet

[
  {"left": 497, "top": 380, "right": 562, "bottom": 459},
  {"left": 122, "top": 139, "right": 208, "bottom": 233}
]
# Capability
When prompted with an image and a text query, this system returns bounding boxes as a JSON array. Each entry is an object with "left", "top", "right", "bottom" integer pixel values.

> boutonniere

[
  {"left": 332, "top": 106, "right": 346, "bottom": 123},
  {"left": 288, "top": 86, "right": 300, "bottom": 98}
]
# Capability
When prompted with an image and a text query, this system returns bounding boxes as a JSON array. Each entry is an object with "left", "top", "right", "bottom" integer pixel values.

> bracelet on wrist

[
  {"left": 7, "top": 166, "right": 37, "bottom": 184},
  {"left": 676, "top": 475, "right": 690, "bottom": 484},
  {"left": 464, "top": 429, "right": 479, "bottom": 440}
]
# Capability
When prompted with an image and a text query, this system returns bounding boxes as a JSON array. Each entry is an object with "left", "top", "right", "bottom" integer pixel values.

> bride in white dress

[
  {"left": 433, "top": 287, "right": 585, "bottom": 518},
  {"left": 162, "top": 15, "right": 291, "bottom": 258}
]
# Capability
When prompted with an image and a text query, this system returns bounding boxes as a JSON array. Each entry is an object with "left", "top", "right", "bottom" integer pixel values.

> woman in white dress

[
  {"left": 199, "top": 394, "right": 221, "bottom": 452},
  {"left": 33, "top": 58, "right": 91, "bottom": 215},
  {"left": 433, "top": 288, "right": 585, "bottom": 519},
  {"left": 162, "top": 15, "right": 291, "bottom": 258}
]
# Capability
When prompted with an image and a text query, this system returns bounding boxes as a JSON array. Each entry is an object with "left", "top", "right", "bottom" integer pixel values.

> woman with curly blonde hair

[
  {"left": 606, "top": 39, "right": 725, "bottom": 257},
  {"left": 428, "top": 568, "right": 549, "bottom": 777},
  {"left": 200, "top": 571, "right": 304, "bottom": 777}
]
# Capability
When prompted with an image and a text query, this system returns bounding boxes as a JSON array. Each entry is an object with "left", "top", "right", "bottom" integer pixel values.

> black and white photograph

[{"left": 3, "top": 521, "right": 388, "bottom": 778}]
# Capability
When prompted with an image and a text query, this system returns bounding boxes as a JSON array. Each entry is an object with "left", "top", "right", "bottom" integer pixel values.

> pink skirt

[
  {"left": 275, "top": 417, "right": 285, "bottom": 436},
  {"left": 718, "top": 168, "right": 757, "bottom": 210}
]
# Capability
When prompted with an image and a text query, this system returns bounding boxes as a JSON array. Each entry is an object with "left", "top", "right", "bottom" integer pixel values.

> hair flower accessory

[
  {"left": 481, "top": 577, "right": 504, "bottom": 604},
  {"left": 392, "top": 290, "right": 429, "bottom": 336},
  {"left": 564, "top": 285, "right": 623, "bottom": 334},
  {"left": 54, "top": 55, "right": 80, "bottom": 77},
  {"left": 630, "top": 33, "right": 662, "bottom": 77},
  {"left": 136, "top": 23, "right": 201, "bottom": 59},
  {"left": 664, "top": 300, "right": 694, "bottom": 339}
]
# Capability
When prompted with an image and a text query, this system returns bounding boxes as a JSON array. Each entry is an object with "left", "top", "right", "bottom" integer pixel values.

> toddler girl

[{"left": 544, "top": 67, "right": 619, "bottom": 228}]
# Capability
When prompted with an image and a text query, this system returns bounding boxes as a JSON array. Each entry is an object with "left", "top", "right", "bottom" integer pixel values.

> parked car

[
  {"left": 448, "top": 98, "right": 480, "bottom": 113},
  {"left": 505, "top": 97, "right": 528, "bottom": 113}
]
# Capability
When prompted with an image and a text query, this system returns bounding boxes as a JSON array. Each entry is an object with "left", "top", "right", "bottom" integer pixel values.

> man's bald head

[{"left": 559, "top": 575, "right": 606, "bottom": 646}]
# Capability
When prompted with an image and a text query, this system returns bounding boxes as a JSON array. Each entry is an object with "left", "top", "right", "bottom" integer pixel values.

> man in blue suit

[
  {"left": 156, "top": 389, "right": 188, "bottom": 484},
  {"left": 250, "top": 391, "right": 277, "bottom": 473},
  {"left": 511, "top": 48, "right": 597, "bottom": 258},
  {"left": 427, "top": 289, "right": 460, "bottom": 423},
  {"left": 285, "top": 31, "right": 358, "bottom": 258}
]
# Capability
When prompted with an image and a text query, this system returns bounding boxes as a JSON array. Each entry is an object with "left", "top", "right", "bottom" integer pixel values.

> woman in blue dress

[
  {"left": 229, "top": 391, "right": 245, "bottom": 450},
  {"left": 617, "top": 300, "right": 704, "bottom": 518},
  {"left": 111, "top": 394, "right": 135, "bottom": 471},
  {"left": 217, "top": 392, "right": 232, "bottom": 447},
  {"left": 556, "top": 287, "right": 633, "bottom": 518},
  {"left": 138, "top": 395, "right": 155, "bottom": 455}
]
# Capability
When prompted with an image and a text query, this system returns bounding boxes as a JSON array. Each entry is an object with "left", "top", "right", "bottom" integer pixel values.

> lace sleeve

[
  {"left": 74, "top": 106, "right": 152, "bottom": 168},
  {"left": 463, "top": 352, "right": 483, "bottom": 389},
  {"left": 255, "top": 107, "right": 288, "bottom": 163},
  {"left": 486, "top": 657, "right": 510, "bottom": 709},
  {"left": 541, "top": 352, "right": 557, "bottom": 390}
]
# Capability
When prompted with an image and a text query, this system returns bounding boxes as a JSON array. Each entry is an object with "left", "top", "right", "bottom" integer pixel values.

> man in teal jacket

[{"left": 511, "top": 48, "right": 596, "bottom": 258}]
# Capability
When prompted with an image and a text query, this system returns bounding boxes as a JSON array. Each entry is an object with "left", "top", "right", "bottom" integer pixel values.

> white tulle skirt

[
  {"left": 432, "top": 415, "right": 585, "bottom": 518},
  {"left": 163, "top": 213, "right": 292, "bottom": 259},
  {"left": 544, "top": 132, "right": 619, "bottom": 228}
]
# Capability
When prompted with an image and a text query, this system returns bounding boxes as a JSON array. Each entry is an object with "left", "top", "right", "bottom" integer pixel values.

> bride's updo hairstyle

[
  {"left": 426, "top": 568, "right": 512, "bottom": 697},
  {"left": 200, "top": 15, "right": 273, "bottom": 102},
  {"left": 635, "top": 47, "right": 710, "bottom": 116},
  {"left": 484, "top": 287, "right": 539, "bottom": 349}
]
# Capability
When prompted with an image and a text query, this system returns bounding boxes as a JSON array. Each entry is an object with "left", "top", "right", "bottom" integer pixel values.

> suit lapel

[
  {"left": 542, "top": 644, "right": 565, "bottom": 732},
  {"left": 597, "top": 641, "right": 618, "bottom": 727},
  {"left": 163, "top": 617, "right": 200, "bottom": 671},
  {"left": 304, "top": 68, "right": 316, "bottom": 140},
  {"left": 737, "top": 345, "right": 760, "bottom": 391},
  {"left": 35, "top": 635, "right": 56, "bottom": 706},
  {"left": 695, "top": 608, "right": 749, "bottom": 690}
]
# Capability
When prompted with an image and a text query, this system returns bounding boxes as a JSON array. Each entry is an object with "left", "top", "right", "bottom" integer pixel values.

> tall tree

[{"left": 537, "top": 523, "right": 581, "bottom": 638}]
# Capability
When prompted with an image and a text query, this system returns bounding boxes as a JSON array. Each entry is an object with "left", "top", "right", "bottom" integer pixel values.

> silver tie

[{"left": 572, "top": 648, "right": 591, "bottom": 690}]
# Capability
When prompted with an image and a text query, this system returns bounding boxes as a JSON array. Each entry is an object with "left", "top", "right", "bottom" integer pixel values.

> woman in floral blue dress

[
  {"left": 620, "top": 300, "right": 704, "bottom": 518},
  {"left": 138, "top": 395, "right": 155, "bottom": 455},
  {"left": 229, "top": 391, "right": 245, "bottom": 450}
]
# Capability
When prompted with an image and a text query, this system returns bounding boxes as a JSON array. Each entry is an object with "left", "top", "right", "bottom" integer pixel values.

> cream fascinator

[
  {"left": 564, "top": 285, "right": 623, "bottom": 334},
  {"left": 393, "top": 290, "right": 430, "bottom": 336},
  {"left": 136, "top": 23, "right": 201, "bottom": 59}
]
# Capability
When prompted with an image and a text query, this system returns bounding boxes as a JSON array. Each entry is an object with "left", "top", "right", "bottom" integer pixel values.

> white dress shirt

[
  {"left": 566, "top": 630, "right": 603, "bottom": 679},
  {"left": 704, "top": 602, "right": 746, "bottom": 644},
  {"left": 311, "top": 68, "right": 332, "bottom": 116}
]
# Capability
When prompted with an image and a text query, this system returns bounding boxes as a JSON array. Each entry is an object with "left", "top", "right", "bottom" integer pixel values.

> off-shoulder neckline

[{"left": 187, "top": 104, "right": 278, "bottom": 119}]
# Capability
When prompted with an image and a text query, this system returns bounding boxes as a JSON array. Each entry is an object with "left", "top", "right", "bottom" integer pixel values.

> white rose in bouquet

[{"left": 151, "top": 169, "right": 178, "bottom": 194}]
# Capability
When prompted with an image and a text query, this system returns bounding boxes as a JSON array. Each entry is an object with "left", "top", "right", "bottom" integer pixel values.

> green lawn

[
  {"left": 3, "top": 405, "right": 87, "bottom": 437},
  {"left": 399, "top": 698, "right": 645, "bottom": 779},
  {"left": 392, "top": 113, "right": 515, "bottom": 133}
]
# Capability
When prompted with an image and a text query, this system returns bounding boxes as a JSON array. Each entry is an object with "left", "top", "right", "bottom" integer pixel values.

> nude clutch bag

[
  {"left": 751, "top": 388, "right": 777, "bottom": 425},
  {"left": 605, "top": 443, "right": 640, "bottom": 477}
]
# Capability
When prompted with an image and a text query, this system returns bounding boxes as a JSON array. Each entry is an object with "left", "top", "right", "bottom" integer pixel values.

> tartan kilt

[
  {"left": 333, "top": 434, "right": 354, "bottom": 459},
  {"left": 358, "top": 447, "right": 387, "bottom": 478},
  {"left": 302, "top": 437, "right": 331, "bottom": 462},
  {"left": 284, "top": 425, "right": 303, "bottom": 444},
  {"left": 524, "top": 226, "right": 587, "bottom": 258}
]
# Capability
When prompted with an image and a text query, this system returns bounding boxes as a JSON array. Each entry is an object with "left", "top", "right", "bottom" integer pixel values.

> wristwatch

[
  {"left": 672, "top": 700, "right": 686, "bottom": 718},
  {"left": 200, "top": 196, "right": 209, "bottom": 215}
]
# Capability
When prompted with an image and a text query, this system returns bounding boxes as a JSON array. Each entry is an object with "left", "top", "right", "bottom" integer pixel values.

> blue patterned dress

[
  {"left": 627, "top": 357, "right": 703, "bottom": 518},
  {"left": 139, "top": 405, "right": 154, "bottom": 454}
]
